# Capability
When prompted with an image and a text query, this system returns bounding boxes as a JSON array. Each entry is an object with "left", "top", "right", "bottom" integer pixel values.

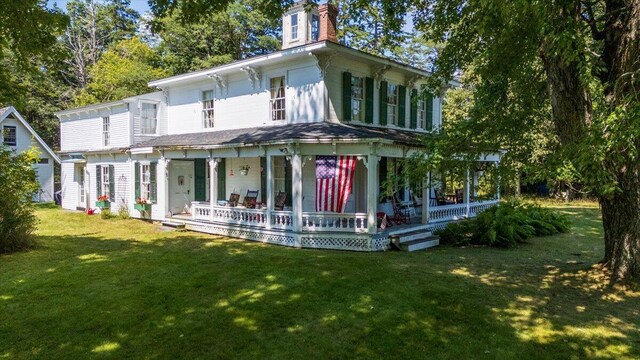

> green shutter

[
  {"left": 96, "top": 165, "right": 102, "bottom": 198},
  {"left": 194, "top": 159, "right": 206, "bottom": 201},
  {"left": 410, "top": 89, "right": 418, "bottom": 129},
  {"left": 342, "top": 71, "right": 352, "bottom": 122},
  {"left": 260, "top": 157, "right": 267, "bottom": 203},
  {"left": 217, "top": 159, "right": 226, "bottom": 201},
  {"left": 150, "top": 162, "right": 157, "bottom": 203},
  {"left": 379, "top": 81, "right": 388, "bottom": 126},
  {"left": 134, "top": 162, "right": 140, "bottom": 200},
  {"left": 378, "top": 157, "right": 387, "bottom": 202},
  {"left": 426, "top": 92, "right": 434, "bottom": 131},
  {"left": 365, "top": 77, "right": 374, "bottom": 124},
  {"left": 284, "top": 159, "right": 292, "bottom": 207},
  {"left": 109, "top": 165, "right": 115, "bottom": 201},
  {"left": 398, "top": 85, "right": 406, "bottom": 127}
]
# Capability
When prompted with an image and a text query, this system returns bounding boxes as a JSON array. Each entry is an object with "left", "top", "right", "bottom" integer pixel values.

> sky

[{"left": 47, "top": 0, "right": 151, "bottom": 13}]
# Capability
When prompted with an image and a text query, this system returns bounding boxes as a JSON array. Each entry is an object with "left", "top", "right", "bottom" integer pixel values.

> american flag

[{"left": 315, "top": 155, "right": 357, "bottom": 213}]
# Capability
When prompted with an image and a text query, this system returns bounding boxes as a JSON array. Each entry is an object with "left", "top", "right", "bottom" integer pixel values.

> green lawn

[{"left": 1, "top": 203, "right": 639, "bottom": 359}]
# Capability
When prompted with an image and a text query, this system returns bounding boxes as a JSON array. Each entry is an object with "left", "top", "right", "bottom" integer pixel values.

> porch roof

[{"left": 132, "top": 122, "right": 427, "bottom": 150}]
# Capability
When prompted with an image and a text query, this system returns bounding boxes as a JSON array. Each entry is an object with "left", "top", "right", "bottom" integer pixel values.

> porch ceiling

[{"left": 132, "top": 122, "right": 427, "bottom": 150}]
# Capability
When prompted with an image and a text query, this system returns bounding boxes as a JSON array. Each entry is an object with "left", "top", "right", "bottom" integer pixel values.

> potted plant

[
  {"left": 134, "top": 197, "right": 152, "bottom": 212},
  {"left": 239, "top": 165, "right": 250, "bottom": 176},
  {"left": 95, "top": 195, "right": 110, "bottom": 209}
]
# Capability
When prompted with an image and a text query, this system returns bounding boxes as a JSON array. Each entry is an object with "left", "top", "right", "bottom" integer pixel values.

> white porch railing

[
  {"left": 271, "top": 210, "right": 293, "bottom": 230},
  {"left": 428, "top": 199, "right": 498, "bottom": 223},
  {"left": 302, "top": 212, "right": 368, "bottom": 233},
  {"left": 190, "top": 203, "right": 290, "bottom": 231}
]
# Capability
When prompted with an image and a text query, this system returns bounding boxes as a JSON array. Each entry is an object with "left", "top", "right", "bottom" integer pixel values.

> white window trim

[
  {"left": 102, "top": 116, "right": 110, "bottom": 147},
  {"left": 3, "top": 125, "right": 17, "bottom": 146},
  {"left": 351, "top": 75, "right": 365, "bottom": 123},
  {"left": 101, "top": 165, "right": 110, "bottom": 197},
  {"left": 140, "top": 163, "right": 151, "bottom": 201},
  {"left": 290, "top": 13, "right": 299, "bottom": 41},
  {"left": 139, "top": 101, "right": 159, "bottom": 136},
  {"left": 387, "top": 83, "right": 399, "bottom": 126},
  {"left": 269, "top": 75, "right": 287, "bottom": 122}
]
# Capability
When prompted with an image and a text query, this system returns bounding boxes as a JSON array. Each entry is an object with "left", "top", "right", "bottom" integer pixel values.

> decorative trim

[
  {"left": 373, "top": 65, "right": 391, "bottom": 87},
  {"left": 207, "top": 74, "right": 228, "bottom": 94},
  {"left": 312, "top": 51, "right": 337, "bottom": 79},
  {"left": 240, "top": 66, "right": 262, "bottom": 90}
]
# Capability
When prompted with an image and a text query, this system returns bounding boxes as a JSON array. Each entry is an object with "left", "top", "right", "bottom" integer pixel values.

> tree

[
  {"left": 74, "top": 37, "right": 168, "bottom": 105},
  {"left": 0, "top": 146, "right": 40, "bottom": 253},
  {"left": 155, "top": 0, "right": 280, "bottom": 74},
  {"left": 61, "top": 0, "right": 139, "bottom": 88},
  {"left": 384, "top": 0, "right": 640, "bottom": 280}
]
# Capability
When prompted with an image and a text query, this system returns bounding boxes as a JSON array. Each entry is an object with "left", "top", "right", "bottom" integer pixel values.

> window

[
  {"left": 387, "top": 83, "right": 398, "bottom": 125},
  {"left": 140, "top": 103, "right": 157, "bottom": 134},
  {"left": 291, "top": 14, "right": 299, "bottom": 40},
  {"left": 102, "top": 116, "right": 110, "bottom": 146},
  {"left": 3, "top": 126, "right": 16, "bottom": 146},
  {"left": 417, "top": 97, "right": 426, "bottom": 129},
  {"left": 202, "top": 90, "right": 215, "bottom": 128},
  {"left": 311, "top": 14, "right": 320, "bottom": 41},
  {"left": 270, "top": 77, "right": 286, "bottom": 121},
  {"left": 101, "top": 165, "right": 110, "bottom": 197},
  {"left": 38, "top": 158, "right": 49, "bottom": 164},
  {"left": 140, "top": 164, "right": 151, "bottom": 201},
  {"left": 351, "top": 76, "right": 365, "bottom": 121}
]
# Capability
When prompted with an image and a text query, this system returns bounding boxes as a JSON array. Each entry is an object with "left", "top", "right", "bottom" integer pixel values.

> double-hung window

[
  {"left": 311, "top": 14, "right": 320, "bottom": 41},
  {"left": 417, "top": 97, "right": 427, "bottom": 129},
  {"left": 140, "top": 164, "right": 151, "bottom": 201},
  {"left": 101, "top": 165, "right": 110, "bottom": 197},
  {"left": 140, "top": 102, "right": 157, "bottom": 135},
  {"left": 351, "top": 76, "right": 365, "bottom": 121},
  {"left": 270, "top": 77, "right": 286, "bottom": 121},
  {"left": 102, "top": 116, "right": 110, "bottom": 146},
  {"left": 202, "top": 90, "right": 215, "bottom": 128},
  {"left": 3, "top": 126, "right": 16, "bottom": 146},
  {"left": 387, "top": 84, "right": 398, "bottom": 125},
  {"left": 291, "top": 14, "right": 299, "bottom": 40}
]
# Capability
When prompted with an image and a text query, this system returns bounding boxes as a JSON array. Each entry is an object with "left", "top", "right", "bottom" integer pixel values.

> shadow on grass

[{"left": 0, "top": 206, "right": 638, "bottom": 359}]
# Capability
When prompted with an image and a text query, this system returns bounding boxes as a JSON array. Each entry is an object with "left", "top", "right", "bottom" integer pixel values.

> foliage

[
  {"left": 117, "top": 204, "right": 131, "bottom": 219},
  {"left": 74, "top": 37, "right": 168, "bottom": 105},
  {"left": 155, "top": 1, "right": 280, "bottom": 74},
  {"left": 0, "top": 146, "right": 40, "bottom": 253},
  {"left": 100, "top": 208, "right": 112, "bottom": 219},
  {"left": 436, "top": 201, "right": 570, "bottom": 248}
]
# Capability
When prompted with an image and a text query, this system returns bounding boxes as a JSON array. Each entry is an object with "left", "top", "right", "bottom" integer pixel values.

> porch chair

[
  {"left": 242, "top": 190, "right": 259, "bottom": 208},
  {"left": 434, "top": 189, "right": 455, "bottom": 206},
  {"left": 274, "top": 191, "right": 287, "bottom": 211},
  {"left": 455, "top": 188, "right": 464, "bottom": 204},
  {"left": 390, "top": 196, "right": 411, "bottom": 225},
  {"left": 228, "top": 193, "right": 240, "bottom": 207}
]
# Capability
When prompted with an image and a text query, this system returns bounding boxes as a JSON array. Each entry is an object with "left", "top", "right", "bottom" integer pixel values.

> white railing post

[
  {"left": 366, "top": 154, "right": 379, "bottom": 234},
  {"left": 266, "top": 154, "right": 273, "bottom": 230}
]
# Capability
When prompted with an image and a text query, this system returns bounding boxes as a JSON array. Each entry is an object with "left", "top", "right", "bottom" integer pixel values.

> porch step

[
  {"left": 397, "top": 229, "right": 434, "bottom": 243},
  {"left": 161, "top": 221, "right": 186, "bottom": 229},
  {"left": 387, "top": 224, "right": 431, "bottom": 236},
  {"left": 400, "top": 237, "right": 440, "bottom": 252}
]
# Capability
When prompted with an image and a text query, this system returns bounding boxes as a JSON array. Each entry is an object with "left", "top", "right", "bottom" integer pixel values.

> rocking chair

[
  {"left": 227, "top": 193, "right": 240, "bottom": 207},
  {"left": 434, "top": 189, "right": 455, "bottom": 206},
  {"left": 242, "top": 190, "right": 259, "bottom": 208},
  {"left": 390, "top": 196, "right": 411, "bottom": 225},
  {"left": 274, "top": 191, "right": 287, "bottom": 211}
]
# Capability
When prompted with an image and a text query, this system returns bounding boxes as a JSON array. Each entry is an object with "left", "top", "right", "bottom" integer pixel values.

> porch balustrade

[
  {"left": 428, "top": 199, "right": 498, "bottom": 223},
  {"left": 301, "top": 212, "right": 368, "bottom": 233}
]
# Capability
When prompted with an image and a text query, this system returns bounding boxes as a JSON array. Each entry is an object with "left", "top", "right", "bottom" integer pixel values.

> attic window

[
  {"left": 311, "top": 14, "right": 319, "bottom": 41},
  {"left": 291, "top": 14, "right": 299, "bottom": 40},
  {"left": 3, "top": 126, "right": 16, "bottom": 146}
]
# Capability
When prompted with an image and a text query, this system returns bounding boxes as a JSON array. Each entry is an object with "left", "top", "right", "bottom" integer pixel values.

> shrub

[
  {"left": 0, "top": 146, "right": 40, "bottom": 253},
  {"left": 436, "top": 201, "right": 570, "bottom": 248},
  {"left": 100, "top": 209, "right": 112, "bottom": 219},
  {"left": 117, "top": 204, "right": 131, "bottom": 219}
]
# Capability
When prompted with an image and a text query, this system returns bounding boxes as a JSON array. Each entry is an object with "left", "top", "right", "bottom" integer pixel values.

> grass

[{"left": 1, "top": 202, "right": 639, "bottom": 359}]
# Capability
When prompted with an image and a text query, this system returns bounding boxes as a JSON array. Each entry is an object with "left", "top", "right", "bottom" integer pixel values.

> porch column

[
  {"left": 366, "top": 154, "right": 379, "bottom": 234},
  {"left": 158, "top": 157, "right": 169, "bottom": 218},
  {"left": 422, "top": 172, "right": 431, "bottom": 224},
  {"left": 464, "top": 166, "right": 471, "bottom": 217},
  {"left": 209, "top": 158, "right": 219, "bottom": 222},
  {"left": 291, "top": 152, "right": 303, "bottom": 245},
  {"left": 495, "top": 161, "right": 501, "bottom": 201},
  {"left": 265, "top": 154, "right": 273, "bottom": 230}
]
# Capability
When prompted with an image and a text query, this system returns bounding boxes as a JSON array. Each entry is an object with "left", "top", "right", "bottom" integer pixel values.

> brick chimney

[{"left": 318, "top": 3, "right": 338, "bottom": 43}]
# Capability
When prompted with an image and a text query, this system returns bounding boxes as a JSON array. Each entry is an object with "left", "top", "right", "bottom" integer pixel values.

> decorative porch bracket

[
  {"left": 311, "top": 51, "right": 337, "bottom": 79},
  {"left": 373, "top": 65, "right": 391, "bottom": 88},
  {"left": 405, "top": 75, "right": 422, "bottom": 91},
  {"left": 240, "top": 66, "right": 262, "bottom": 90},
  {"left": 207, "top": 73, "right": 228, "bottom": 95}
]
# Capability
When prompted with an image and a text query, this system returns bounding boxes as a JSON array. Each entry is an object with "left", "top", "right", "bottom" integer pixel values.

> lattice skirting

[
  {"left": 186, "top": 223, "right": 297, "bottom": 248},
  {"left": 183, "top": 221, "right": 390, "bottom": 252}
]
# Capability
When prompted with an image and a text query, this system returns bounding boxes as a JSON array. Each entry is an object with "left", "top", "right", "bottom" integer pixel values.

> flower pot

[
  {"left": 95, "top": 200, "right": 110, "bottom": 209},
  {"left": 239, "top": 169, "right": 249, "bottom": 176},
  {"left": 135, "top": 203, "right": 152, "bottom": 212}
]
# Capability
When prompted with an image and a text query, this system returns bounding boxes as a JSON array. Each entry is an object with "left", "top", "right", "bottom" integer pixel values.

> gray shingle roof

[{"left": 134, "top": 122, "right": 426, "bottom": 149}]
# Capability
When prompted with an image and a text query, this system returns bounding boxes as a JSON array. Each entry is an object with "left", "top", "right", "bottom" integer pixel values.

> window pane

[
  {"left": 291, "top": 14, "right": 298, "bottom": 39},
  {"left": 202, "top": 90, "right": 215, "bottom": 128},
  {"left": 270, "top": 77, "right": 286, "bottom": 121},
  {"left": 141, "top": 103, "right": 157, "bottom": 134}
]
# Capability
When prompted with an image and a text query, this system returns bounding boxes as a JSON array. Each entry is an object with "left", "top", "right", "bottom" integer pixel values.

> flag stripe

[{"left": 315, "top": 155, "right": 357, "bottom": 213}]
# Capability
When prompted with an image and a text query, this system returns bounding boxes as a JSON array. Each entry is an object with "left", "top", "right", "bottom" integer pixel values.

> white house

[
  {"left": 56, "top": 2, "right": 501, "bottom": 251},
  {"left": 1, "top": 106, "right": 60, "bottom": 202}
]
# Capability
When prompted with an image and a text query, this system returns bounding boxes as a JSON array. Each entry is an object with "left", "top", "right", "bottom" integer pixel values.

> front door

[
  {"left": 78, "top": 165, "right": 86, "bottom": 209},
  {"left": 169, "top": 161, "right": 194, "bottom": 214}
]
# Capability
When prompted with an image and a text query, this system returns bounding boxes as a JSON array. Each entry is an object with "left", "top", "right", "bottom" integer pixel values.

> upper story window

[
  {"left": 351, "top": 76, "right": 365, "bottom": 122},
  {"left": 202, "top": 90, "right": 215, "bottom": 128},
  {"left": 3, "top": 126, "right": 16, "bottom": 146},
  {"left": 102, "top": 116, "right": 110, "bottom": 146},
  {"left": 311, "top": 14, "right": 319, "bottom": 41},
  {"left": 270, "top": 76, "right": 286, "bottom": 121},
  {"left": 386, "top": 83, "right": 398, "bottom": 125},
  {"left": 101, "top": 165, "right": 110, "bottom": 197},
  {"left": 140, "top": 102, "right": 157, "bottom": 135},
  {"left": 291, "top": 14, "right": 299, "bottom": 40},
  {"left": 417, "top": 97, "right": 426, "bottom": 129}
]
